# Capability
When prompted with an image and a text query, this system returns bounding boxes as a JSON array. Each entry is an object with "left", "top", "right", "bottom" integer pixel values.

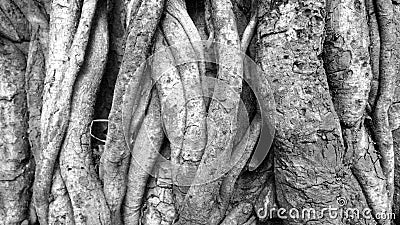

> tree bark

[{"left": 1, "top": 0, "right": 400, "bottom": 224}]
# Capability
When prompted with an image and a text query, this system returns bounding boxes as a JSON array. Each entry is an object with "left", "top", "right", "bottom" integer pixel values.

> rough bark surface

[
  {"left": 99, "top": 0, "right": 164, "bottom": 223},
  {"left": 257, "top": 0, "right": 373, "bottom": 224},
  {"left": 0, "top": 37, "right": 33, "bottom": 225},
  {"left": 1, "top": 0, "right": 399, "bottom": 224}
]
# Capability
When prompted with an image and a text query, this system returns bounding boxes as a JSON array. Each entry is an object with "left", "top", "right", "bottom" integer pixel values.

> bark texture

[{"left": 1, "top": 0, "right": 400, "bottom": 224}]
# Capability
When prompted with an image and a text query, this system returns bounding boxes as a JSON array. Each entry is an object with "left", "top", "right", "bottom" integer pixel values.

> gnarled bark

[
  {"left": 0, "top": 37, "right": 33, "bottom": 225},
  {"left": 99, "top": 0, "right": 164, "bottom": 223}
]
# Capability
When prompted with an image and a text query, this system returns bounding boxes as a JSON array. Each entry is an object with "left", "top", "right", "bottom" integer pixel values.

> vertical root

[
  {"left": 33, "top": 0, "right": 98, "bottom": 223},
  {"left": 142, "top": 144, "right": 177, "bottom": 225},
  {"left": 151, "top": 30, "right": 186, "bottom": 166},
  {"left": 123, "top": 92, "right": 164, "bottom": 225},
  {"left": 366, "top": 0, "right": 381, "bottom": 108},
  {"left": 0, "top": 37, "right": 33, "bottom": 224},
  {"left": 346, "top": 124, "right": 389, "bottom": 224},
  {"left": 177, "top": 0, "right": 243, "bottom": 223},
  {"left": 59, "top": 2, "right": 111, "bottom": 224},
  {"left": 48, "top": 167, "right": 74, "bottom": 225},
  {"left": 220, "top": 114, "right": 262, "bottom": 212},
  {"left": 374, "top": 0, "right": 396, "bottom": 207},
  {"left": 162, "top": 0, "right": 208, "bottom": 207},
  {"left": 99, "top": 0, "right": 164, "bottom": 223},
  {"left": 323, "top": 0, "right": 390, "bottom": 222},
  {"left": 323, "top": 0, "right": 372, "bottom": 127},
  {"left": 25, "top": 27, "right": 46, "bottom": 161}
]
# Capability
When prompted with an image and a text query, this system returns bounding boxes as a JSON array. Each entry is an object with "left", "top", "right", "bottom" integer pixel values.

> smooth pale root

[
  {"left": 177, "top": 0, "right": 243, "bottom": 223},
  {"left": 366, "top": 0, "right": 380, "bottom": 108},
  {"left": 165, "top": 0, "right": 206, "bottom": 78},
  {"left": 33, "top": 0, "right": 98, "bottom": 223},
  {"left": 219, "top": 114, "right": 262, "bottom": 212},
  {"left": 123, "top": 93, "right": 164, "bottom": 225},
  {"left": 240, "top": 0, "right": 257, "bottom": 52},
  {"left": 99, "top": 0, "right": 164, "bottom": 223},
  {"left": 162, "top": 0, "right": 207, "bottom": 203},
  {"left": 151, "top": 31, "right": 186, "bottom": 165},
  {"left": 323, "top": 0, "right": 372, "bottom": 127},
  {"left": 0, "top": 38, "right": 33, "bottom": 225},
  {"left": 121, "top": 60, "right": 153, "bottom": 149},
  {"left": 374, "top": 0, "right": 396, "bottom": 210},
  {"left": 59, "top": 3, "right": 111, "bottom": 224}
]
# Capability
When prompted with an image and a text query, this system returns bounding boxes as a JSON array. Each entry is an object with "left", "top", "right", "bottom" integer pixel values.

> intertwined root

[
  {"left": 323, "top": 0, "right": 391, "bottom": 222},
  {"left": 33, "top": 0, "right": 99, "bottom": 223},
  {"left": 162, "top": 0, "right": 207, "bottom": 206},
  {"left": 123, "top": 92, "right": 164, "bottom": 225},
  {"left": 99, "top": 0, "right": 164, "bottom": 223},
  {"left": 3, "top": 0, "right": 398, "bottom": 224}
]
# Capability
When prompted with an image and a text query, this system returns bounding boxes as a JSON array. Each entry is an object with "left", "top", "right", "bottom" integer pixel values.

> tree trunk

[{"left": 0, "top": 0, "right": 399, "bottom": 224}]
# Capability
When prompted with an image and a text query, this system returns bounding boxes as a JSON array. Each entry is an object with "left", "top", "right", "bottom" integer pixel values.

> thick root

[
  {"left": 177, "top": 0, "right": 243, "bottom": 223},
  {"left": 48, "top": 167, "right": 74, "bottom": 225},
  {"left": 374, "top": 0, "right": 396, "bottom": 207},
  {"left": 162, "top": 0, "right": 207, "bottom": 206},
  {"left": 59, "top": 3, "right": 111, "bottom": 224},
  {"left": 366, "top": 0, "right": 380, "bottom": 108},
  {"left": 99, "top": 0, "right": 164, "bottom": 223},
  {"left": 33, "top": 1, "right": 98, "bottom": 223},
  {"left": 323, "top": 0, "right": 372, "bottom": 127},
  {"left": 220, "top": 114, "right": 262, "bottom": 212},
  {"left": 0, "top": 38, "right": 33, "bottom": 225},
  {"left": 123, "top": 92, "right": 164, "bottom": 225},
  {"left": 151, "top": 30, "right": 186, "bottom": 166}
]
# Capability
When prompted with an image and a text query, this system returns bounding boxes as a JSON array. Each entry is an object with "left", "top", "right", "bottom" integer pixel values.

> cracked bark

[
  {"left": 1, "top": 0, "right": 399, "bottom": 224},
  {"left": 323, "top": 0, "right": 389, "bottom": 223},
  {"left": 257, "top": 0, "right": 373, "bottom": 224},
  {"left": 33, "top": 0, "right": 99, "bottom": 223},
  {"left": 176, "top": 0, "right": 243, "bottom": 223},
  {"left": 59, "top": 2, "right": 111, "bottom": 224},
  {"left": 0, "top": 37, "right": 33, "bottom": 225}
]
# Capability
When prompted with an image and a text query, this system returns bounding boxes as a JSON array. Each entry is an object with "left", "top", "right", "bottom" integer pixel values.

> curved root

[
  {"left": 374, "top": 0, "right": 396, "bottom": 208},
  {"left": 177, "top": 0, "right": 243, "bottom": 223},
  {"left": 33, "top": 1, "right": 98, "bottom": 223},
  {"left": 99, "top": 0, "right": 164, "bottom": 223},
  {"left": 162, "top": 0, "right": 208, "bottom": 206},
  {"left": 59, "top": 3, "right": 111, "bottom": 224},
  {"left": 123, "top": 92, "right": 164, "bottom": 225}
]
